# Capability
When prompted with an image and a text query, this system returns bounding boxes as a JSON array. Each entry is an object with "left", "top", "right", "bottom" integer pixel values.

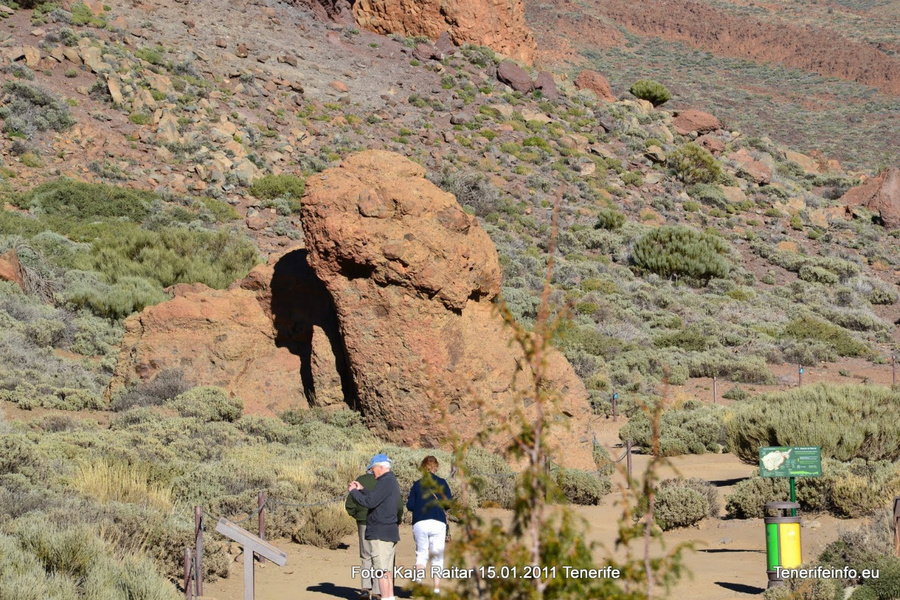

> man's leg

[
  {"left": 358, "top": 523, "right": 373, "bottom": 594},
  {"left": 372, "top": 540, "right": 396, "bottom": 600}
]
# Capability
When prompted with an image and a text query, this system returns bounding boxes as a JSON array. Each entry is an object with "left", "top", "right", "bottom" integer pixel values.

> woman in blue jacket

[{"left": 406, "top": 455, "right": 453, "bottom": 595}]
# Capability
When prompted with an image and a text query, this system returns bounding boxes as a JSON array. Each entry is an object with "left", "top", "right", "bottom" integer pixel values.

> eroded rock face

[
  {"left": 350, "top": 0, "right": 536, "bottom": 64},
  {"left": 301, "top": 150, "right": 594, "bottom": 467},
  {"left": 574, "top": 69, "right": 616, "bottom": 102},
  {"left": 673, "top": 109, "right": 721, "bottom": 135},
  {"left": 0, "top": 249, "right": 25, "bottom": 292},
  {"left": 107, "top": 248, "right": 353, "bottom": 414},
  {"left": 841, "top": 168, "right": 900, "bottom": 228}
]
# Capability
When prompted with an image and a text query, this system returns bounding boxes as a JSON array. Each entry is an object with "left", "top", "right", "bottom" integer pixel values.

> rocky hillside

[{"left": 2, "top": 0, "right": 900, "bottom": 441}]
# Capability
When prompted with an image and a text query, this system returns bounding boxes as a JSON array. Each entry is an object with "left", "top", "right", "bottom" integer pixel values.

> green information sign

[{"left": 759, "top": 446, "right": 822, "bottom": 478}]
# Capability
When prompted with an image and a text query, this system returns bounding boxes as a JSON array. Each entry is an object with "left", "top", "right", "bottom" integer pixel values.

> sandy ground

[{"left": 202, "top": 452, "right": 848, "bottom": 600}]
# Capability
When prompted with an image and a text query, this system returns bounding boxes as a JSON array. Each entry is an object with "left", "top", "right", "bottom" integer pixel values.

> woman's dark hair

[{"left": 420, "top": 455, "right": 439, "bottom": 473}]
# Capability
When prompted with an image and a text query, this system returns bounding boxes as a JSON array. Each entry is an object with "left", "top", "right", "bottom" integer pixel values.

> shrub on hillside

[
  {"left": 15, "top": 179, "right": 155, "bottom": 221},
  {"left": 628, "top": 80, "right": 671, "bottom": 107},
  {"left": 725, "top": 384, "right": 900, "bottom": 464},
  {"left": 556, "top": 469, "right": 611, "bottom": 505},
  {"left": 0, "top": 82, "right": 75, "bottom": 139},
  {"left": 432, "top": 168, "right": 501, "bottom": 218},
  {"left": 668, "top": 142, "right": 722, "bottom": 184},
  {"left": 248, "top": 174, "right": 305, "bottom": 212},
  {"left": 819, "top": 508, "right": 894, "bottom": 586},
  {"left": 619, "top": 401, "right": 725, "bottom": 456},
  {"left": 631, "top": 225, "right": 731, "bottom": 283},
  {"left": 166, "top": 386, "right": 242, "bottom": 422},
  {"left": 61, "top": 271, "right": 168, "bottom": 320},
  {"left": 292, "top": 504, "right": 356, "bottom": 549},
  {"left": 110, "top": 369, "right": 189, "bottom": 411},
  {"left": 659, "top": 477, "right": 720, "bottom": 517},
  {"left": 783, "top": 316, "right": 871, "bottom": 358},
  {"left": 595, "top": 207, "right": 625, "bottom": 231},
  {"left": 725, "top": 477, "right": 787, "bottom": 519},
  {"left": 761, "top": 576, "right": 843, "bottom": 600}
]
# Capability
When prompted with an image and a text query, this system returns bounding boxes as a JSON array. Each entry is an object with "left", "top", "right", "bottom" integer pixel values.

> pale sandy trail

[{"left": 204, "top": 452, "right": 846, "bottom": 600}]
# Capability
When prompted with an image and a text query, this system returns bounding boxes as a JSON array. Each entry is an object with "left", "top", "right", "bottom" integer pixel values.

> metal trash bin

[{"left": 764, "top": 501, "right": 801, "bottom": 588}]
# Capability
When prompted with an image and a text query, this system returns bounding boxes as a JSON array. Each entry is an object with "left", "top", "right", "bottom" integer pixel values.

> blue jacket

[
  {"left": 349, "top": 470, "right": 401, "bottom": 542},
  {"left": 406, "top": 474, "right": 452, "bottom": 525}
]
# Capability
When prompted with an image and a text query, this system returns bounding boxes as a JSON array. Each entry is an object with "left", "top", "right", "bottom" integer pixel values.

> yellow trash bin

[{"left": 764, "top": 501, "right": 801, "bottom": 588}]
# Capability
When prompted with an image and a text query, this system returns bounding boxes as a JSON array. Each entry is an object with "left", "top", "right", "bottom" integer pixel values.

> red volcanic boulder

[
  {"left": 534, "top": 71, "right": 559, "bottom": 101},
  {"left": 107, "top": 248, "right": 351, "bottom": 414},
  {"left": 574, "top": 69, "right": 615, "bottom": 102},
  {"left": 351, "top": 0, "right": 536, "bottom": 64},
  {"left": 673, "top": 109, "right": 721, "bottom": 135},
  {"left": 0, "top": 248, "right": 25, "bottom": 292},
  {"left": 301, "top": 151, "right": 595, "bottom": 467},
  {"left": 841, "top": 168, "right": 900, "bottom": 228},
  {"left": 497, "top": 61, "right": 533, "bottom": 92},
  {"left": 727, "top": 148, "right": 772, "bottom": 185}
]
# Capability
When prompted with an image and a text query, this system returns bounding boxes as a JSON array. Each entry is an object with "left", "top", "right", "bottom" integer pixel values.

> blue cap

[{"left": 367, "top": 453, "right": 392, "bottom": 470}]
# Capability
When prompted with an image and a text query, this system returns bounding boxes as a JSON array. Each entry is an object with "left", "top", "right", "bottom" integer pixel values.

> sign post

[
  {"left": 215, "top": 518, "right": 288, "bottom": 600},
  {"left": 759, "top": 446, "right": 821, "bottom": 515}
]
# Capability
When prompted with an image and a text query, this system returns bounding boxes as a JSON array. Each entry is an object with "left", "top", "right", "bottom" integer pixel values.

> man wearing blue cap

[{"left": 349, "top": 453, "right": 401, "bottom": 600}]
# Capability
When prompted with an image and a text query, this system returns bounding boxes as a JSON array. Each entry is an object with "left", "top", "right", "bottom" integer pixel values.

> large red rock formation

[
  {"left": 301, "top": 150, "right": 594, "bottom": 467},
  {"left": 840, "top": 168, "right": 900, "bottom": 228},
  {"left": 0, "top": 249, "right": 25, "bottom": 292},
  {"left": 350, "top": 0, "right": 536, "bottom": 64}
]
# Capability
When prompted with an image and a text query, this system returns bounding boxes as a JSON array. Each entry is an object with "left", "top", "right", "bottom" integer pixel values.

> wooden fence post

[
  {"left": 258, "top": 492, "right": 266, "bottom": 564},
  {"left": 183, "top": 547, "right": 193, "bottom": 600},
  {"left": 194, "top": 506, "right": 203, "bottom": 597},
  {"left": 713, "top": 376, "right": 717, "bottom": 404},
  {"left": 626, "top": 440, "right": 632, "bottom": 488},
  {"left": 894, "top": 497, "right": 900, "bottom": 557},
  {"left": 612, "top": 391, "right": 618, "bottom": 422}
]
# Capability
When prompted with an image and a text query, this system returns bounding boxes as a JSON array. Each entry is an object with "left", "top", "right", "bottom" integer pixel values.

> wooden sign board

[
  {"left": 215, "top": 517, "right": 287, "bottom": 600},
  {"left": 759, "top": 446, "right": 822, "bottom": 478}
]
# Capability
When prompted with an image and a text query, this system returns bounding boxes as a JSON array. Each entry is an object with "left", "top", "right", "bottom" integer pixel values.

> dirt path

[{"left": 203, "top": 452, "right": 848, "bottom": 600}]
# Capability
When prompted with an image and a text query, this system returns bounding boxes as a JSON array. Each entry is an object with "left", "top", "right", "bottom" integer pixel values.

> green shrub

[
  {"left": 166, "top": 386, "right": 243, "bottom": 422},
  {"left": 668, "top": 143, "right": 722, "bottom": 184},
  {"left": 783, "top": 317, "right": 870, "bottom": 358},
  {"left": 628, "top": 80, "right": 671, "bottom": 107},
  {"left": 761, "top": 576, "right": 844, "bottom": 600},
  {"left": 687, "top": 183, "right": 728, "bottom": 208},
  {"left": 653, "top": 486, "right": 707, "bottom": 530},
  {"left": 61, "top": 272, "right": 168, "bottom": 319},
  {"left": 721, "top": 386, "right": 749, "bottom": 401},
  {"left": 110, "top": 369, "right": 189, "bottom": 411},
  {"left": 819, "top": 509, "right": 894, "bottom": 585},
  {"left": 652, "top": 326, "right": 713, "bottom": 351},
  {"left": 292, "top": 505, "right": 356, "bottom": 549},
  {"left": 556, "top": 469, "right": 611, "bottom": 505},
  {"left": 0, "top": 82, "right": 75, "bottom": 139},
  {"left": 619, "top": 402, "right": 724, "bottom": 456},
  {"left": 595, "top": 207, "right": 625, "bottom": 231},
  {"left": 631, "top": 225, "right": 731, "bottom": 283},
  {"left": 133, "top": 47, "right": 163, "bottom": 65},
  {"left": 248, "top": 174, "right": 305, "bottom": 212},
  {"left": 725, "top": 477, "right": 787, "bottom": 519},
  {"left": 798, "top": 264, "right": 838, "bottom": 284},
  {"left": 659, "top": 477, "right": 720, "bottom": 517},
  {"left": 726, "top": 384, "right": 900, "bottom": 464},
  {"left": 15, "top": 179, "right": 156, "bottom": 221},
  {"left": 70, "top": 1, "right": 106, "bottom": 25},
  {"left": 621, "top": 171, "right": 643, "bottom": 186}
]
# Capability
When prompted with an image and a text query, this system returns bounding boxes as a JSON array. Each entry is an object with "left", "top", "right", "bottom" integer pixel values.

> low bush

[
  {"left": 659, "top": 477, "right": 720, "bottom": 517},
  {"left": 653, "top": 486, "right": 707, "bottom": 530},
  {"left": 819, "top": 509, "right": 894, "bottom": 586},
  {"left": 761, "top": 576, "right": 843, "bottom": 600},
  {"left": 595, "top": 207, "right": 625, "bottom": 231},
  {"left": 556, "top": 469, "right": 611, "bottom": 505},
  {"left": 631, "top": 225, "right": 731, "bottom": 283},
  {"left": 110, "top": 369, "right": 189, "bottom": 412},
  {"left": 619, "top": 401, "right": 725, "bottom": 456},
  {"left": 14, "top": 179, "right": 156, "bottom": 221},
  {"left": 628, "top": 80, "right": 671, "bottom": 107},
  {"left": 292, "top": 504, "right": 356, "bottom": 549},
  {"left": 725, "top": 477, "right": 787, "bottom": 519},
  {"left": 433, "top": 168, "right": 501, "bottom": 218},
  {"left": 166, "top": 386, "right": 243, "bottom": 422},
  {"left": 668, "top": 143, "right": 722, "bottom": 184},
  {"left": 725, "top": 384, "right": 900, "bottom": 464},
  {"left": 0, "top": 81, "right": 75, "bottom": 139},
  {"left": 248, "top": 174, "right": 305, "bottom": 212}
]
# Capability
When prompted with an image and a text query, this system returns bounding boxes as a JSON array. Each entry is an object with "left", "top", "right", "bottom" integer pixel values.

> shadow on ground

[{"left": 715, "top": 581, "right": 766, "bottom": 594}]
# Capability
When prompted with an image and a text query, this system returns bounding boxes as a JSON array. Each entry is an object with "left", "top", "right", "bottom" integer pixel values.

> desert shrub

[
  {"left": 761, "top": 576, "right": 843, "bottom": 600},
  {"left": 60, "top": 271, "right": 167, "bottom": 319},
  {"left": 110, "top": 369, "right": 189, "bottom": 411},
  {"left": 592, "top": 443, "right": 615, "bottom": 476},
  {"left": 721, "top": 386, "right": 749, "bottom": 401},
  {"left": 725, "top": 477, "right": 788, "bottom": 519},
  {"left": 652, "top": 326, "right": 714, "bottom": 351},
  {"left": 653, "top": 486, "right": 707, "bottom": 530},
  {"left": 292, "top": 504, "right": 356, "bottom": 549},
  {"left": 850, "top": 276, "right": 898, "bottom": 306},
  {"left": 15, "top": 179, "right": 155, "bottom": 221},
  {"left": 463, "top": 446, "right": 516, "bottom": 509},
  {"left": 659, "top": 477, "right": 720, "bottom": 517},
  {"left": 863, "top": 557, "right": 900, "bottom": 600},
  {"left": 798, "top": 264, "right": 838, "bottom": 285},
  {"left": 668, "top": 142, "right": 722, "bottom": 184},
  {"left": 819, "top": 509, "right": 895, "bottom": 585},
  {"left": 687, "top": 183, "right": 728, "bottom": 208},
  {"left": 556, "top": 469, "right": 611, "bottom": 505},
  {"left": 248, "top": 174, "right": 305, "bottom": 211},
  {"left": 686, "top": 350, "right": 774, "bottom": 383},
  {"left": 433, "top": 168, "right": 501, "bottom": 218},
  {"left": 619, "top": 401, "right": 724, "bottom": 456},
  {"left": 631, "top": 225, "right": 731, "bottom": 283},
  {"left": 166, "top": 386, "right": 243, "bottom": 422},
  {"left": 595, "top": 207, "right": 625, "bottom": 230},
  {"left": 628, "top": 80, "right": 671, "bottom": 107},
  {"left": 0, "top": 82, "right": 75, "bottom": 139},
  {"left": 726, "top": 384, "right": 900, "bottom": 465}
]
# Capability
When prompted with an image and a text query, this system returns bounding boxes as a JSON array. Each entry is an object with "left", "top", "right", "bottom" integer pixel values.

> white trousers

[{"left": 412, "top": 519, "right": 446, "bottom": 570}]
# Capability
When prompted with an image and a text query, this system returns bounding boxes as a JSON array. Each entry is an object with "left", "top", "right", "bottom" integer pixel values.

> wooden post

[
  {"left": 183, "top": 547, "right": 193, "bottom": 600},
  {"left": 894, "top": 497, "right": 900, "bottom": 557},
  {"left": 194, "top": 506, "right": 203, "bottom": 597},
  {"left": 257, "top": 492, "right": 266, "bottom": 564},
  {"left": 713, "top": 376, "right": 717, "bottom": 404},
  {"left": 612, "top": 391, "right": 618, "bottom": 422},
  {"left": 215, "top": 517, "right": 288, "bottom": 600},
  {"left": 893, "top": 356, "right": 896, "bottom": 387},
  {"left": 626, "top": 440, "right": 632, "bottom": 488},
  {"left": 798, "top": 364, "right": 803, "bottom": 387}
]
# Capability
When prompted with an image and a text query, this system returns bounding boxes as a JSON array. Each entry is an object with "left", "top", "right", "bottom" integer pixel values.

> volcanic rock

[
  {"left": 349, "top": 0, "right": 536, "bottom": 64},
  {"left": 728, "top": 148, "right": 772, "bottom": 185},
  {"left": 840, "top": 168, "right": 900, "bottom": 228},
  {"left": 0, "top": 249, "right": 25, "bottom": 292},
  {"left": 673, "top": 109, "right": 721, "bottom": 135},
  {"left": 574, "top": 69, "right": 615, "bottom": 102},
  {"left": 533, "top": 71, "right": 558, "bottom": 101},
  {"left": 301, "top": 150, "right": 594, "bottom": 467},
  {"left": 496, "top": 61, "right": 533, "bottom": 92},
  {"left": 107, "top": 248, "right": 352, "bottom": 413}
]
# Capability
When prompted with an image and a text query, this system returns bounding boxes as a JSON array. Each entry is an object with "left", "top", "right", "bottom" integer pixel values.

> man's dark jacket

[
  {"left": 349, "top": 470, "right": 401, "bottom": 543},
  {"left": 345, "top": 473, "right": 403, "bottom": 524}
]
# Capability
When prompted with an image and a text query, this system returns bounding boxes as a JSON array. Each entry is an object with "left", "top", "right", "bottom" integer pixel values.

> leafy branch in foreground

[{"left": 436, "top": 189, "right": 692, "bottom": 600}]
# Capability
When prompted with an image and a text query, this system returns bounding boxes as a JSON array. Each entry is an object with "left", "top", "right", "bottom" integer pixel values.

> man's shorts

[{"left": 370, "top": 539, "right": 397, "bottom": 572}]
